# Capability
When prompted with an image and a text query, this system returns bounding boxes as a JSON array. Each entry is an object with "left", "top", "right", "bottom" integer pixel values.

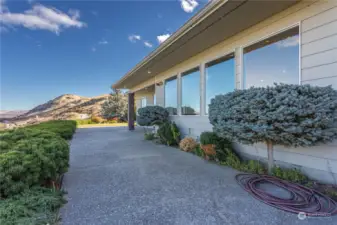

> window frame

[
  {"left": 240, "top": 23, "right": 301, "bottom": 89},
  {"left": 180, "top": 66, "right": 201, "bottom": 116},
  {"left": 204, "top": 51, "right": 236, "bottom": 115},
  {"left": 164, "top": 75, "right": 178, "bottom": 115}
]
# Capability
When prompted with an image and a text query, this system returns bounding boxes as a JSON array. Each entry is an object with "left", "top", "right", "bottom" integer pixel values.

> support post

[
  {"left": 128, "top": 92, "right": 135, "bottom": 131},
  {"left": 266, "top": 140, "right": 274, "bottom": 174}
]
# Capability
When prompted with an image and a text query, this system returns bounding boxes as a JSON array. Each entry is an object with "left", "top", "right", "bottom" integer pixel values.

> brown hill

[{"left": 11, "top": 94, "right": 108, "bottom": 125}]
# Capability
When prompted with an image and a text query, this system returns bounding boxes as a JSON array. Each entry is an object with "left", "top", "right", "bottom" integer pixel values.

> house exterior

[{"left": 113, "top": 0, "right": 337, "bottom": 183}]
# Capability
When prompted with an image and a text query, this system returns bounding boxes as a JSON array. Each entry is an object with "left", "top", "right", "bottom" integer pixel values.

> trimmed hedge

[
  {"left": 209, "top": 84, "right": 337, "bottom": 147},
  {"left": 0, "top": 128, "right": 69, "bottom": 197},
  {"left": 0, "top": 187, "right": 66, "bottom": 225},
  {"left": 27, "top": 120, "right": 77, "bottom": 140}
]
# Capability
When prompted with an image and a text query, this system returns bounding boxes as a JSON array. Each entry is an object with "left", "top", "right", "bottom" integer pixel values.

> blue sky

[{"left": 0, "top": 0, "right": 206, "bottom": 110}]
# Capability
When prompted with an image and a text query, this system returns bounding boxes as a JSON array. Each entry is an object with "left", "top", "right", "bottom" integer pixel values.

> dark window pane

[
  {"left": 165, "top": 77, "right": 177, "bottom": 115},
  {"left": 205, "top": 54, "right": 235, "bottom": 114},
  {"left": 182, "top": 68, "right": 200, "bottom": 115},
  {"left": 243, "top": 27, "right": 299, "bottom": 88}
]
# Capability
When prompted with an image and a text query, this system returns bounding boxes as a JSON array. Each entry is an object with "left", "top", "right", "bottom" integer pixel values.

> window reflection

[
  {"left": 205, "top": 54, "right": 235, "bottom": 114},
  {"left": 165, "top": 76, "right": 177, "bottom": 115},
  {"left": 243, "top": 26, "right": 299, "bottom": 88},
  {"left": 181, "top": 68, "right": 200, "bottom": 115}
]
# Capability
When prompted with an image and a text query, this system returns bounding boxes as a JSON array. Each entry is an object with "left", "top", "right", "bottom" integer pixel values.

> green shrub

[
  {"left": 144, "top": 132, "right": 155, "bottom": 140},
  {"left": 209, "top": 84, "right": 337, "bottom": 173},
  {"left": 157, "top": 121, "right": 180, "bottom": 146},
  {"left": 240, "top": 160, "right": 266, "bottom": 174},
  {"left": 76, "top": 119, "right": 94, "bottom": 125},
  {"left": 272, "top": 167, "right": 308, "bottom": 184},
  {"left": 200, "top": 132, "right": 219, "bottom": 145},
  {"left": 193, "top": 145, "right": 204, "bottom": 157},
  {"left": 137, "top": 106, "right": 169, "bottom": 126},
  {"left": 0, "top": 128, "right": 69, "bottom": 197},
  {"left": 0, "top": 186, "right": 66, "bottom": 225},
  {"left": 199, "top": 132, "right": 232, "bottom": 161},
  {"left": 28, "top": 120, "right": 77, "bottom": 140}
]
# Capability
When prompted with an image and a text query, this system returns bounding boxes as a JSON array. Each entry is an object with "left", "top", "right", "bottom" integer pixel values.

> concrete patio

[{"left": 61, "top": 127, "right": 336, "bottom": 225}]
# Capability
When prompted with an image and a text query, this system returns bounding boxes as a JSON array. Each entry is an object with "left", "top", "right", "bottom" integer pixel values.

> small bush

[
  {"left": 200, "top": 132, "right": 232, "bottom": 161},
  {"left": 240, "top": 160, "right": 266, "bottom": 174},
  {"left": 179, "top": 137, "right": 198, "bottom": 152},
  {"left": 193, "top": 145, "right": 204, "bottom": 157},
  {"left": 28, "top": 120, "right": 77, "bottom": 140},
  {"left": 157, "top": 121, "right": 180, "bottom": 146},
  {"left": 137, "top": 106, "right": 169, "bottom": 126},
  {"left": 200, "top": 132, "right": 219, "bottom": 145},
  {"left": 76, "top": 119, "right": 94, "bottom": 125},
  {"left": 0, "top": 187, "right": 66, "bottom": 225},
  {"left": 144, "top": 132, "right": 155, "bottom": 141},
  {"left": 0, "top": 128, "right": 69, "bottom": 197},
  {"left": 91, "top": 115, "right": 104, "bottom": 124},
  {"left": 272, "top": 167, "right": 308, "bottom": 184}
]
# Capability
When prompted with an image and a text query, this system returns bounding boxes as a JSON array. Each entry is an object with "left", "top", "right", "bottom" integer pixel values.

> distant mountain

[
  {"left": 10, "top": 94, "right": 109, "bottom": 125},
  {"left": 0, "top": 110, "right": 28, "bottom": 119}
]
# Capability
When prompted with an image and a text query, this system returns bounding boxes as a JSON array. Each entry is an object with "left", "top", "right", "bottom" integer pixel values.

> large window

[
  {"left": 243, "top": 26, "right": 299, "bottom": 88},
  {"left": 205, "top": 53, "right": 235, "bottom": 114},
  {"left": 165, "top": 76, "right": 177, "bottom": 115},
  {"left": 181, "top": 67, "right": 200, "bottom": 115}
]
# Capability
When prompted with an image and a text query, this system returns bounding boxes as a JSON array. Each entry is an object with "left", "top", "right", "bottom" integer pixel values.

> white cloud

[
  {"left": 128, "top": 34, "right": 141, "bottom": 43},
  {"left": 276, "top": 36, "right": 299, "bottom": 48},
  {"left": 144, "top": 41, "right": 153, "bottom": 48},
  {"left": 98, "top": 39, "right": 108, "bottom": 45},
  {"left": 0, "top": 3, "right": 86, "bottom": 34},
  {"left": 68, "top": 9, "right": 80, "bottom": 20},
  {"left": 180, "top": 0, "right": 199, "bottom": 13},
  {"left": 157, "top": 34, "right": 170, "bottom": 44}
]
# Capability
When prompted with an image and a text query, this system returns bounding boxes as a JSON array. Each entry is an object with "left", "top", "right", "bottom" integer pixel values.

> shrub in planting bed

[
  {"left": 157, "top": 121, "right": 180, "bottom": 146},
  {"left": 209, "top": 84, "right": 337, "bottom": 173},
  {"left": 0, "top": 127, "right": 70, "bottom": 198},
  {"left": 179, "top": 137, "right": 198, "bottom": 152},
  {"left": 28, "top": 120, "right": 77, "bottom": 140},
  {"left": 0, "top": 187, "right": 66, "bottom": 225},
  {"left": 137, "top": 106, "right": 169, "bottom": 126}
]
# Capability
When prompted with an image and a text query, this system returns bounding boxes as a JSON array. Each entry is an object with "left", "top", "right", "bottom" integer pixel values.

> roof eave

[{"left": 112, "top": 0, "right": 227, "bottom": 89}]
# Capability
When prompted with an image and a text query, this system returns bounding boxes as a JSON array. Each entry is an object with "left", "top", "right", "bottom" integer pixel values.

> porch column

[{"left": 128, "top": 92, "right": 135, "bottom": 131}]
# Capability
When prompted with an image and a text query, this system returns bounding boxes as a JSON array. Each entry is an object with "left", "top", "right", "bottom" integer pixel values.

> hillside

[
  {"left": 10, "top": 94, "right": 108, "bottom": 125},
  {"left": 0, "top": 110, "right": 28, "bottom": 120}
]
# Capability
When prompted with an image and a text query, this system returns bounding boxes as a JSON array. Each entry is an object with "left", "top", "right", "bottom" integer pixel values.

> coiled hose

[{"left": 235, "top": 173, "right": 337, "bottom": 217}]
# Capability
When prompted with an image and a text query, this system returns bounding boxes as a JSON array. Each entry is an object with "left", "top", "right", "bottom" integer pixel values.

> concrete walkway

[{"left": 61, "top": 127, "right": 336, "bottom": 225}]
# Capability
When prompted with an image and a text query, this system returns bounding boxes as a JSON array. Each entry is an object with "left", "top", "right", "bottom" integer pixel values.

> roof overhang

[{"left": 112, "top": 0, "right": 299, "bottom": 90}]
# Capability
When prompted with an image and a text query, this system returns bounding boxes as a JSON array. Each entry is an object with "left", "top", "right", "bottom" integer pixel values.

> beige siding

[
  {"left": 300, "top": 3, "right": 337, "bottom": 92},
  {"left": 132, "top": 0, "right": 337, "bottom": 184}
]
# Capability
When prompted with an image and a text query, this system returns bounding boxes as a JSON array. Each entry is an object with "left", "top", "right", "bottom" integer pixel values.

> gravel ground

[{"left": 61, "top": 127, "right": 336, "bottom": 225}]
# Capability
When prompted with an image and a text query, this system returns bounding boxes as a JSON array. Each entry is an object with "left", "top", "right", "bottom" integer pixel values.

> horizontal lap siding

[{"left": 300, "top": 5, "right": 337, "bottom": 90}]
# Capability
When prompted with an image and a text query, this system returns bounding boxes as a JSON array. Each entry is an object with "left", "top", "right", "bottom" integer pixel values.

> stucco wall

[{"left": 133, "top": 0, "right": 337, "bottom": 184}]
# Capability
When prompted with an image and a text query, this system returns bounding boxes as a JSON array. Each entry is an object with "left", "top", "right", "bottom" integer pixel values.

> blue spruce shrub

[
  {"left": 137, "top": 106, "right": 169, "bottom": 126},
  {"left": 209, "top": 84, "right": 337, "bottom": 172}
]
